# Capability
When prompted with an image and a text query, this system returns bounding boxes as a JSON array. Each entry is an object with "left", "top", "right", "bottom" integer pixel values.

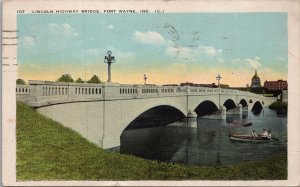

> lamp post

[
  {"left": 216, "top": 74, "right": 222, "bottom": 107},
  {"left": 216, "top": 74, "right": 222, "bottom": 88},
  {"left": 143, "top": 74, "right": 147, "bottom": 85},
  {"left": 104, "top": 51, "right": 115, "bottom": 82}
]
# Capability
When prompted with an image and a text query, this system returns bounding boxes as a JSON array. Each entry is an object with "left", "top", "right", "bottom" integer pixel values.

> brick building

[{"left": 264, "top": 80, "right": 287, "bottom": 90}]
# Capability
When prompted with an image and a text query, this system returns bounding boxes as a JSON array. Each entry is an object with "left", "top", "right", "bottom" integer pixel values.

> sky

[{"left": 17, "top": 13, "right": 288, "bottom": 86}]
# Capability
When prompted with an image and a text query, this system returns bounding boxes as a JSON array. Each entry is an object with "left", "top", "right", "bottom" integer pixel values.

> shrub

[
  {"left": 269, "top": 101, "right": 287, "bottom": 110},
  {"left": 16, "top": 78, "right": 26, "bottom": 85},
  {"left": 75, "top": 78, "right": 84, "bottom": 83},
  {"left": 57, "top": 74, "right": 74, "bottom": 82},
  {"left": 87, "top": 75, "right": 101, "bottom": 83}
]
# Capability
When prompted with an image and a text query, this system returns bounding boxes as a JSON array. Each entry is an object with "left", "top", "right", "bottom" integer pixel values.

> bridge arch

[
  {"left": 239, "top": 99, "right": 248, "bottom": 107},
  {"left": 124, "top": 105, "right": 186, "bottom": 130},
  {"left": 223, "top": 99, "right": 236, "bottom": 110},
  {"left": 194, "top": 100, "right": 219, "bottom": 117},
  {"left": 251, "top": 101, "right": 263, "bottom": 114}
]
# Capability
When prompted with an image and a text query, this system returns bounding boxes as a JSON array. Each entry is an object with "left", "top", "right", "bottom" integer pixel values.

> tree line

[{"left": 16, "top": 74, "right": 102, "bottom": 85}]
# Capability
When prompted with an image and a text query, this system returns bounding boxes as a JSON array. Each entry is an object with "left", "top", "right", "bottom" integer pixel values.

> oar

[
  {"left": 266, "top": 129, "right": 279, "bottom": 141},
  {"left": 271, "top": 137, "right": 280, "bottom": 141}
]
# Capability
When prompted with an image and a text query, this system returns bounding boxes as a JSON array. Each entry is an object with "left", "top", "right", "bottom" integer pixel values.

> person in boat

[
  {"left": 261, "top": 129, "right": 271, "bottom": 139},
  {"left": 267, "top": 130, "right": 272, "bottom": 139},
  {"left": 251, "top": 130, "right": 258, "bottom": 138},
  {"left": 261, "top": 129, "right": 268, "bottom": 137}
]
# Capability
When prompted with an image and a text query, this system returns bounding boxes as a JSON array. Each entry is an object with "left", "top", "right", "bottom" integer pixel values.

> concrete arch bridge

[{"left": 17, "top": 81, "right": 276, "bottom": 149}]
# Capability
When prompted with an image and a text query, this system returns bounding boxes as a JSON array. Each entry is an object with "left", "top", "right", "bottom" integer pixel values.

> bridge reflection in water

[{"left": 120, "top": 108, "right": 287, "bottom": 166}]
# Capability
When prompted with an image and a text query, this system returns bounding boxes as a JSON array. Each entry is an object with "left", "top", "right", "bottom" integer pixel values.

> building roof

[
  {"left": 250, "top": 70, "right": 262, "bottom": 88},
  {"left": 251, "top": 70, "right": 261, "bottom": 81},
  {"left": 264, "top": 79, "right": 288, "bottom": 90}
]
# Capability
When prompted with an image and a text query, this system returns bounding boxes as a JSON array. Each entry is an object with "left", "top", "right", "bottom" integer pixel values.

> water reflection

[{"left": 120, "top": 108, "right": 287, "bottom": 166}]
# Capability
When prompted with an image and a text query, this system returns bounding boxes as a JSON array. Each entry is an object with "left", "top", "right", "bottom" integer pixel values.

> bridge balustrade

[
  {"left": 175, "top": 87, "right": 186, "bottom": 93},
  {"left": 160, "top": 85, "right": 189, "bottom": 97},
  {"left": 160, "top": 86, "right": 175, "bottom": 94},
  {"left": 141, "top": 87, "right": 158, "bottom": 94},
  {"left": 119, "top": 87, "right": 137, "bottom": 95},
  {"left": 16, "top": 85, "right": 30, "bottom": 95},
  {"left": 16, "top": 80, "right": 275, "bottom": 107},
  {"left": 118, "top": 85, "right": 139, "bottom": 99},
  {"left": 198, "top": 88, "right": 206, "bottom": 92},
  {"left": 16, "top": 85, "right": 31, "bottom": 102},
  {"left": 16, "top": 81, "right": 105, "bottom": 106},
  {"left": 42, "top": 86, "right": 69, "bottom": 96}
]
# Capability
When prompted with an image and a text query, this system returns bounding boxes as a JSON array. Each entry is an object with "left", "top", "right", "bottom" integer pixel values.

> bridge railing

[
  {"left": 16, "top": 85, "right": 30, "bottom": 95},
  {"left": 16, "top": 81, "right": 273, "bottom": 106},
  {"left": 118, "top": 84, "right": 187, "bottom": 99},
  {"left": 16, "top": 85, "right": 31, "bottom": 102},
  {"left": 16, "top": 81, "right": 105, "bottom": 106}
]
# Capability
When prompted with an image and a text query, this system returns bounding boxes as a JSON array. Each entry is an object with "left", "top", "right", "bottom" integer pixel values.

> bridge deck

[{"left": 16, "top": 80, "right": 275, "bottom": 107}]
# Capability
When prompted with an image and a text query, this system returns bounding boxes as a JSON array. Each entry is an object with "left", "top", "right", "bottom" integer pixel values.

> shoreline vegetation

[
  {"left": 269, "top": 101, "right": 288, "bottom": 115},
  {"left": 17, "top": 102, "right": 287, "bottom": 180},
  {"left": 269, "top": 101, "right": 287, "bottom": 110}
]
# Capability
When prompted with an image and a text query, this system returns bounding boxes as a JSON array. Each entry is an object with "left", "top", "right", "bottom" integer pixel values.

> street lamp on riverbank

[{"left": 104, "top": 51, "right": 115, "bottom": 82}]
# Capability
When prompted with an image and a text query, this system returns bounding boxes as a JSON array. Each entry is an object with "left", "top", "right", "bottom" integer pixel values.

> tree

[
  {"left": 75, "top": 78, "right": 84, "bottom": 83},
  {"left": 87, "top": 75, "right": 101, "bottom": 83},
  {"left": 57, "top": 74, "right": 74, "bottom": 82},
  {"left": 16, "top": 78, "right": 26, "bottom": 85}
]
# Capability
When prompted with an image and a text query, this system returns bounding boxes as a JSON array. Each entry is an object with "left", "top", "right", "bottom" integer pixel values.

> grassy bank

[{"left": 17, "top": 102, "right": 287, "bottom": 180}]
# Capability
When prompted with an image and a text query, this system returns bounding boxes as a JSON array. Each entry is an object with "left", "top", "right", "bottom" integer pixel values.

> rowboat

[
  {"left": 230, "top": 134, "right": 271, "bottom": 142},
  {"left": 229, "top": 121, "right": 252, "bottom": 128}
]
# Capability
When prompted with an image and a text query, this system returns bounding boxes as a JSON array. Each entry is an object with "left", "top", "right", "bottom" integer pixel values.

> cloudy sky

[{"left": 18, "top": 13, "right": 287, "bottom": 86}]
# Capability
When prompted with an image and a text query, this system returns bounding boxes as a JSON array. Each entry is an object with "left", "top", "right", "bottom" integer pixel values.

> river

[{"left": 120, "top": 108, "right": 287, "bottom": 166}]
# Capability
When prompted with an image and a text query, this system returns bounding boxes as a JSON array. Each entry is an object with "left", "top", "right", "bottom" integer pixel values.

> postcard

[{"left": 2, "top": 0, "right": 300, "bottom": 186}]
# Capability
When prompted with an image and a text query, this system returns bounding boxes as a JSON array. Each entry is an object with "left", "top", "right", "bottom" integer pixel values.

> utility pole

[{"left": 104, "top": 51, "right": 115, "bottom": 82}]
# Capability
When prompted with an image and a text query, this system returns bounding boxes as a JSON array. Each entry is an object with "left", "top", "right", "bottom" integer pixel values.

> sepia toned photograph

[{"left": 2, "top": 0, "right": 300, "bottom": 186}]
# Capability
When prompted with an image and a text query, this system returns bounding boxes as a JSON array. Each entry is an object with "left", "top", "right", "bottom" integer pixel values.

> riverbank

[
  {"left": 269, "top": 101, "right": 288, "bottom": 114},
  {"left": 17, "top": 102, "right": 287, "bottom": 180}
]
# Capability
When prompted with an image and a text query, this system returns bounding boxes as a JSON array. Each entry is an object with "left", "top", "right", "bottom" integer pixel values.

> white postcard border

[{"left": 2, "top": 0, "right": 300, "bottom": 186}]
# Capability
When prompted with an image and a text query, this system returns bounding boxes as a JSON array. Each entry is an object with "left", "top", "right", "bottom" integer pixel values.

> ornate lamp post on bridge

[
  {"left": 216, "top": 74, "right": 222, "bottom": 108},
  {"left": 144, "top": 74, "right": 147, "bottom": 85},
  {"left": 216, "top": 74, "right": 222, "bottom": 88},
  {"left": 104, "top": 51, "right": 115, "bottom": 82}
]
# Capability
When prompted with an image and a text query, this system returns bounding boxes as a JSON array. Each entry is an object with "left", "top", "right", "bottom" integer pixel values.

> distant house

[
  {"left": 264, "top": 79, "right": 288, "bottom": 90},
  {"left": 179, "top": 82, "right": 228, "bottom": 88},
  {"left": 162, "top": 84, "right": 179, "bottom": 86}
]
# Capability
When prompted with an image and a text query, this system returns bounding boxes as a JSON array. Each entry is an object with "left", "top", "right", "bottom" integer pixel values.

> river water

[{"left": 120, "top": 108, "right": 287, "bottom": 166}]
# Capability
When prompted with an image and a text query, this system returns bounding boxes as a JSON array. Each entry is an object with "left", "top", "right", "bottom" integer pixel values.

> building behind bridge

[
  {"left": 179, "top": 82, "right": 229, "bottom": 88},
  {"left": 263, "top": 79, "right": 288, "bottom": 102},
  {"left": 264, "top": 79, "right": 288, "bottom": 91}
]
